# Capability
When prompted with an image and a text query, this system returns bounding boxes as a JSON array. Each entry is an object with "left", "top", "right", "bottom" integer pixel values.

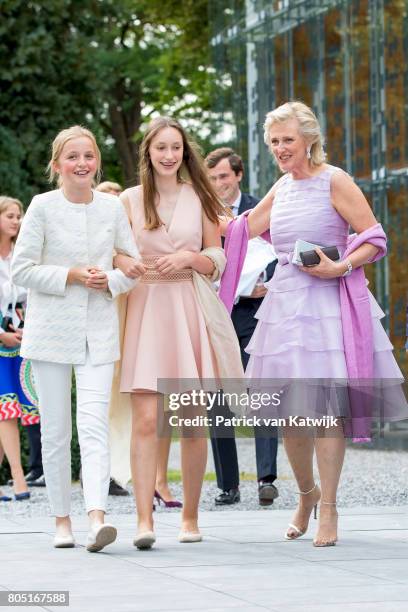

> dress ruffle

[
  {"left": 246, "top": 284, "right": 397, "bottom": 379},
  {"left": 244, "top": 166, "right": 407, "bottom": 425}
]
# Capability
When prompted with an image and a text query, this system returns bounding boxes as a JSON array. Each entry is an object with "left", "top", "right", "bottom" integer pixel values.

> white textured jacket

[{"left": 11, "top": 189, "right": 139, "bottom": 365}]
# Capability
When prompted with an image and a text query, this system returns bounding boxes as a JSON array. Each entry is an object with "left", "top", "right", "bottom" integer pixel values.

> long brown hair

[{"left": 139, "top": 116, "right": 226, "bottom": 230}]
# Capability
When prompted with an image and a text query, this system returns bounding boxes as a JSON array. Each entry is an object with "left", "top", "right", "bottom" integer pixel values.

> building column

[{"left": 246, "top": 0, "right": 260, "bottom": 194}]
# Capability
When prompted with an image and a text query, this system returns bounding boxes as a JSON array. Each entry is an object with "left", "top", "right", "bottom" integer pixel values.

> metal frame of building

[{"left": 209, "top": 0, "right": 408, "bottom": 359}]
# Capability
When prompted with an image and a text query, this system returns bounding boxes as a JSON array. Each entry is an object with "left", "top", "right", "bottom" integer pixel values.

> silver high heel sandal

[
  {"left": 313, "top": 501, "right": 338, "bottom": 547},
  {"left": 284, "top": 483, "right": 320, "bottom": 540}
]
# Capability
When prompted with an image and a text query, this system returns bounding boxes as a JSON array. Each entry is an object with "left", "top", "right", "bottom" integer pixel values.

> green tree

[
  {"left": 0, "top": 0, "right": 108, "bottom": 201},
  {"left": 0, "top": 0, "right": 216, "bottom": 479},
  {"left": 85, "top": 0, "right": 213, "bottom": 185},
  {"left": 0, "top": 0, "right": 215, "bottom": 201}
]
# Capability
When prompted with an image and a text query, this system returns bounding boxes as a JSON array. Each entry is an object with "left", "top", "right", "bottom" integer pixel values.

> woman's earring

[{"left": 306, "top": 145, "right": 312, "bottom": 159}]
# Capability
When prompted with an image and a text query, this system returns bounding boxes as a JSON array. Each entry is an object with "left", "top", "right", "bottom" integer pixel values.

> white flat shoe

[
  {"left": 178, "top": 531, "right": 202, "bottom": 543},
  {"left": 133, "top": 531, "right": 156, "bottom": 550},
  {"left": 86, "top": 523, "right": 117, "bottom": 553},
  {"left": 53, "top": 533, "right": 75, "bottom": 548}
]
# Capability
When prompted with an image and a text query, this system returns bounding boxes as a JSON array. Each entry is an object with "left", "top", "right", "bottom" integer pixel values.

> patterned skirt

[{"left": 0, "top": 344, "right": 39, "bottom": 426}]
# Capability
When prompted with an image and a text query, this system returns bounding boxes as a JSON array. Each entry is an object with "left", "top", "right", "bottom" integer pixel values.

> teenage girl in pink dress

[{"left": 115, "top": 117, "right": 236, "bottom": 549}]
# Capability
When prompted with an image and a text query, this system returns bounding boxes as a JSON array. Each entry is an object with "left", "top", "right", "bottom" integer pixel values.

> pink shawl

[
  {"left": 340, "top": 223, "right": 387, "bottom": 440},
  {"left": 219, "top": 211, "right": 270, "bottom": 313},
  {"left": 219, "top": 216, "right": 387, "bottom": 440}
]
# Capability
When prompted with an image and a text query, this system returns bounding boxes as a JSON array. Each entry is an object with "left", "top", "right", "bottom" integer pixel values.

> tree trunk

[
  {"left": 108, "top": 80, "right": 142, "bottom": 187},
  {"left": 109, "top": 103, "right": 140, "bottom": 187}
]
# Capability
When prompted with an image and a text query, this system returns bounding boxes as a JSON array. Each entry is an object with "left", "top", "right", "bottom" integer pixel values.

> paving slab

[{"left": 0, "top": 506, "right": 407, "bottom": 611}]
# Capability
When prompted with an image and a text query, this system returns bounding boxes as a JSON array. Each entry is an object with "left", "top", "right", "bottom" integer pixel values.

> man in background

[{"left": 206, "top": 148, "right": 279, "bottom": 507}]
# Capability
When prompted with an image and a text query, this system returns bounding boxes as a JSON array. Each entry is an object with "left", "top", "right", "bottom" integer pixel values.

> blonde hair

[
  {"left": 47, "top": 126, "right": 102, "bottom": 187},
  {"left": 139, "top": 116, "right": 225, "bottom": 230},
  {"left": 95, "top": 181, "right": 122, "bottom": 195},
  {"left": 264, "top": 101, "right": 326, "bottom": 167},
  {"left": 0, "top": 196, "right": 24, "bottom": 243}
]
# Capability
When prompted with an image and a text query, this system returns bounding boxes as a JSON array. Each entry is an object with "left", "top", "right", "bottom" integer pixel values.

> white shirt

[
  {"left": 235, "top": 237, "right": 276, "bottom": 299},
  {"left": 0, "top": 248, "right": 27, "bottom": 335},
  {"left": 229, "top": 192, "right": 242, "bottom": 217},
  {"left": 229, "top": 192, "right": 276, "bottom": 300}
]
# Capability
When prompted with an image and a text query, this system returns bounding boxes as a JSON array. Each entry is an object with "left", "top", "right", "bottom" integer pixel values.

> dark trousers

[
  {"left": 26, "top": 422, "right": 43, "bottom": 475},
  {"left": 210, "top": 297, "right": 278, "bottom": 490}
]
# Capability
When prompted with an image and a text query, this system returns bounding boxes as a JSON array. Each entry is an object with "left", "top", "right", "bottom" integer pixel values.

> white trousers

[{"left": 31, "top": 350, "right": 114, "bottom": 517}]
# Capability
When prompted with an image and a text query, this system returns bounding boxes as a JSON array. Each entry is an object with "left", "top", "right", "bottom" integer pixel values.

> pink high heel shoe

[{"left": 154, "top": 490, "right": 182, "bottom": 508}]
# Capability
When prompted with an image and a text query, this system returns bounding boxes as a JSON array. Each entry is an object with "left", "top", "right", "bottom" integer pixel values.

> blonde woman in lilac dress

[{"left": 241, "top": 101, "right": 404, "bottom": 547}]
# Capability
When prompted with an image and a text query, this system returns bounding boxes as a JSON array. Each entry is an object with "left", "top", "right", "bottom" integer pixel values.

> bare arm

[
  {"left": 331, "top": 170, "right": 379, "bottom": 268},
  {"left": 247, "top": 187, "right": 274, "bottom": 239},
  {"left": 300, "top": 170, "right": 380, "bottom": 280},
  {"left": 247, "top": 175, "right": 289, "bottom": 239},
  {"left": 191, "top": 212, "right": 221, "bottom": 274},
  {"left": 218, "top": 216, "right": 230, "bottom": 236},
  {"left": 219, "top": 184, "right": 277, "bottom": 238},
  {"left": 113, "top": 191, "right": 146, "bottom": 279}
]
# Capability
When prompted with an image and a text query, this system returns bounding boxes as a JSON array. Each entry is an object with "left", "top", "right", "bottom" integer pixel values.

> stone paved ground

[
  {"left": 1, "top": 506, "right": 408, "bottom": 612},
  {"left": 1, "top": 441, "right": 408, "bottom": 611}
]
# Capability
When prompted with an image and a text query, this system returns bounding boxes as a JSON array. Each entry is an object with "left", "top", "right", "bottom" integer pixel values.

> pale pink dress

[{"left": 120, "top": 183, "right": 218, "bottom": 393}]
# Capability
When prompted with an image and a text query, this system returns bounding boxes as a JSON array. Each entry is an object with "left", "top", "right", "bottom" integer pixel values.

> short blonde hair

[
  {"left": 95, "top": 181, "right": 122, "bottom": 195},
  {"left": 264, "top": 101, "right": 326, "bottom": 167},
  {"left": 47, "top": 126, "right": 102, "bottom": 187},
  {"left": 0, "top": 196, "right": 24, "bottom": 243}
]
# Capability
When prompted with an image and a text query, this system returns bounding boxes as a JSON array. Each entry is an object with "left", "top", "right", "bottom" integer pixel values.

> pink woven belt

[{"left": 140, "top": 255, "right": 193, "bottom": 284}]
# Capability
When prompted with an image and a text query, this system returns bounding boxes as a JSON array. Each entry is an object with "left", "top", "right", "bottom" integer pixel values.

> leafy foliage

[
  {"left": 0, "top": 1, "right": 216, "bottom": 481},
  {"left": 0, "top": 0, "right": 215, "bottom": 202},
  {"left": 0, "top": 1, "right": 106, "bottom": 201}
]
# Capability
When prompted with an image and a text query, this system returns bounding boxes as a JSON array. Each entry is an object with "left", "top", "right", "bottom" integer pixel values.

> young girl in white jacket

[{"left": 12, "top": 126, "right": 143, "bottom": 552}]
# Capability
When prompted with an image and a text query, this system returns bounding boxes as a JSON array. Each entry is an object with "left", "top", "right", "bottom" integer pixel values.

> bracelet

[{"left": 342, "top": 259, "right": 353, "bottom": 277}]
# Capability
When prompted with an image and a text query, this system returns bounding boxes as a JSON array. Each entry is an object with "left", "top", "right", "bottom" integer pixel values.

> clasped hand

[
  {"left": 68, "top": 266, "right": 108, "bottom": 290},
  {"left": 299, "top": 248, "right": 344, "bottom": 279},
  {"left": 156, "top": 251, "right": 192, "bottom": 275},
  {"left": 114, "top": 251, "right": 194, "bottom": 278},
  {"left": 113, "top": 254, "right": 146, "bottom": 279},
  {"left": 0, "top": 329, "right": 23, "bottom": 348}
]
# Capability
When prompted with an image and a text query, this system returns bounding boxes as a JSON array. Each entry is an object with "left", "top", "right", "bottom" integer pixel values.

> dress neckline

[
  {"left": 157, "top": 182, "right": 185, "bottom": 234},
  {"left": 289, "top": 165, "right": 333, "bottom": 182}
]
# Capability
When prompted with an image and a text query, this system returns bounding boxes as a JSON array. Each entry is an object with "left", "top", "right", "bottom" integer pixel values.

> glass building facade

[{"left": 210, "top": 0, "right": 408, "bottom": 373}]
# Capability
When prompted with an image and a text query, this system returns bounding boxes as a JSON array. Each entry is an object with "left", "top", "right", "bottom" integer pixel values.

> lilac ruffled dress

[{"left": 245, "top": 165, "right": 404, "bottom": 419}]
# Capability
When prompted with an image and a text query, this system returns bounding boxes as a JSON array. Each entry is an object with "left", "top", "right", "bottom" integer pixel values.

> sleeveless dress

[
  {"left": 0, "top": 253, "right": 39, "bottom": 426},
  {"left": 120, "top": 183, "right": 218, "bottom": 393},
  {"left": 245, "top": 165, "right": 404, "bottom": 417},
  {"left": 0, "top": 345, "right": 39, "bottom": 425}
]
